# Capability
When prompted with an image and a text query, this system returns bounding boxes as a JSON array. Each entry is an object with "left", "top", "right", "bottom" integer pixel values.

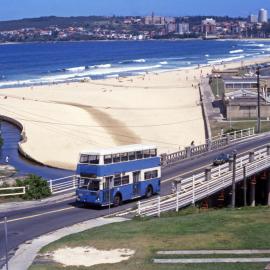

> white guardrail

[
  {"left": 161, "top": 128, "right": 255, "bottom": 167},
  {"left": 49, "top": 175, "right": 77, "bottom": 195},
  {"left": 0, "top": 186, "right": 26, "bottom": 197},
  {"left": 138, "top": 144, "right": 270, "bottom": 217}
]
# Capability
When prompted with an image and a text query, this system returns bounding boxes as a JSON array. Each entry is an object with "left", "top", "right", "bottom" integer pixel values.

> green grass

[
  {"left": 210, "top": 120, "right": 270, "bottom": 137},
  {"left": 29, "top": 207, "right": 270, "bottom": 270}
]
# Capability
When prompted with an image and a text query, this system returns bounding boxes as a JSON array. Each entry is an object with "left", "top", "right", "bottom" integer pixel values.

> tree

[{"left": 16, "top": 174, "right": 51, "bottom": 200}]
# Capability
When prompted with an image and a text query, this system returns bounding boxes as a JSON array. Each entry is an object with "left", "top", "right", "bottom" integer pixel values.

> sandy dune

[{"left": 0, "top": 55, "right": 268, "bottom": 170}]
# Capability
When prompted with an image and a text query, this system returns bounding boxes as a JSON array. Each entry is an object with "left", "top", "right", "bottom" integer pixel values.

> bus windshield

[{"left": 79, "top": 178, "right": 100, "bottom": 191}]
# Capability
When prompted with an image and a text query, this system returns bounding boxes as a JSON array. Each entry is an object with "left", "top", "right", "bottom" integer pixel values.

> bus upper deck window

[
  {"left": 89, "top": 155, "right": 99, "bottom": 165},
  {"left": 104, "top": 155, "right": 112, "bottom": 164},
  {"left": 143, "top": 150, "right": 150, "bottom": 158},
  {"left": 136, "top": 151, "right": 143, "bottom": 159},
  {"left": 80, "top": 154, "right": 89, "bottom": 163},
  {"left": 129, "top": 152, "right": 135, "bottom": 160},
  {"left": 121, "top": 152, "right": 128, "bottom": 162},
  {"left": 113, "top": 153, "right": 120, "bottom": 163},
  {"left": 150, "top": 149, "right": 157, "bottom": 157}
]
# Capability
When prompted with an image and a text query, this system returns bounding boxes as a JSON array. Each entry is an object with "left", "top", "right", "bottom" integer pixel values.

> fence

[
  {"left": 138, "top": 143, "right": 270, "bottom": 217},
  {"left": 161, "top": 128, "right": 255, "bottom": 167},
  {"left": 0, "top": 186, "right": 26, "bottom": 197},
  {"left": 49, "top": 175, "right": 77, "bottom": 194}
]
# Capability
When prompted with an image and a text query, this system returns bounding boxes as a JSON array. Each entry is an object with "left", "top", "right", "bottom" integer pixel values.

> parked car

[{"left": 213, "top": 153, "right": 230, "bottom": 166}]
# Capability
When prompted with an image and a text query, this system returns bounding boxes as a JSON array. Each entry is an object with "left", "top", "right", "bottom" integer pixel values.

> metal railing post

[
  {"left": 192, "top": 175, "right": 195, "bottom": 205},
  {"left": 176, "top": 190, "right": 179, "bottom": 212},
  {"left": 234, "top": 130, "right": 237, "bottom": 140},
  {"left": 49, "top": 180, "right": 53, "bottom": 193},
  {"left": 157, "top": 196, "right": 161, "bottom": 217},
  {"left": 73, "top": 176, "right": 76, "bottom": 189},
  {"left": 138, "top": 201, "right": 141, "bottom": 216}
]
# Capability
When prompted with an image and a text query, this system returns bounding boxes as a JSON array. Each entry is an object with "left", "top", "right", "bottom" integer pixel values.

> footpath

[
  {"left": 154, "top": 250, "right": 270, "bottom": 269},
  {"left": 1, "top": 216, "right": 128, "bottom": 270}
]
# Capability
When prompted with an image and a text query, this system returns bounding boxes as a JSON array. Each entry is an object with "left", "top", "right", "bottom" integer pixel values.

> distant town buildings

[
  {"left": 249, "top": 14, "right": 258, "bottom": 24},
  {"left": 177, "top": 23, "right": 190, "bottom": 35},
  {"left": 258, "top": 8, "right": 268, "bottom": 23},
  {"left": 201, "top": 18, "right": 217, "bottom": 35},
  {"left": 0, "top": 9, "right": 269, "bottom": 42}
]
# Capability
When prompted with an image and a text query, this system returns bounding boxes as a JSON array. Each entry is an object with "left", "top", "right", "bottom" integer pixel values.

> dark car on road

[{"left": 213, "top": 153, "right": 230, "bottom": 166}]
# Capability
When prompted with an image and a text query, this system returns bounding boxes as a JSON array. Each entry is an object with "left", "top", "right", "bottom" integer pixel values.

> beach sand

[{"left": 0, "top": 56, "right": 268, "bottom": 170}]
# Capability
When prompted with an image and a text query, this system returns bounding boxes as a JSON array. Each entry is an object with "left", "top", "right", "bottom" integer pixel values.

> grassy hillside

[{"left": 30, "top": 207, "right": 270, "bottom": 270}]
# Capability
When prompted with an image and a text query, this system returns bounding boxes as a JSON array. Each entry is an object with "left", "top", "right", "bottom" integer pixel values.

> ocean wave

[
  {"left": 208, "top": 55, "right": 245, "bottom": 64},
  {"left": 205, "top": 54, "right": 210, "bottom": 57},
  {"left": 160, "top": 61, "right": 168, "bottom": 65},
  {"left": 119, "top": 59, "right": 146, "bottom": 64},
  {"left": 93, "top": 64, "right": 112, "bottom": 69},
  {"left": 242, "top": 43, "right": 265, "bottom": 48},
  {"left": 229, "top": 49, "right": 244, "bottom": 54},
  {"left": 66, "top": 66, "right": 86, "bottom": 72}
]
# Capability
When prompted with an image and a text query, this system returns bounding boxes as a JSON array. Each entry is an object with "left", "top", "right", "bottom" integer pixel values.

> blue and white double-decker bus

[{"left": 76, "top": 144, "right": 161, "bottom": 206}]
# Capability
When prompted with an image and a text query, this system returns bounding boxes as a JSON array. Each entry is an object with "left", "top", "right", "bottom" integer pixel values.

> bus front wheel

[
  {"left": 113, "top": 194, "right": 122, "bottom": 207},
  {"left": 146, "top": 185, "right": 153, "bottom": 198}
]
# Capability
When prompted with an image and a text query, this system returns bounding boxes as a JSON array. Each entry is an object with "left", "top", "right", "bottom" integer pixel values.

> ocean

[{"left": 0, "top": 39, "right": 270, "bottom": 88}]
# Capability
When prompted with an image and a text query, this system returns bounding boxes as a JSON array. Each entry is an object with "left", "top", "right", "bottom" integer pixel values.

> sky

[{"left": 0, "top": 0, "right": 270, "bottom": 21}]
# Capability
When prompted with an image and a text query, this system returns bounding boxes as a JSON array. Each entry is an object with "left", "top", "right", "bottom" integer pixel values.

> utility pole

[
  {"left": 4, "top": 217, "right": 9, "bottom": 270},
  {"left": 256, "top": 66, "right": 261, "bottom": 134},
  {"left": 231, "top": 151, "right": 237, "bottom": 208}
]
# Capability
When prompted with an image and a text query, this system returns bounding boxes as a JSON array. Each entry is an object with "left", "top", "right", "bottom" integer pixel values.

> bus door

[
  {"left": 103, "top": 176, "right": 114, "bottom": 204},
  {"left": 133, "top": 171, "right": 141, "bottom": 197}
]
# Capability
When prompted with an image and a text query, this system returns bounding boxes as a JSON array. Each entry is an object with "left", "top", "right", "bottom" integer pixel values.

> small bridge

[{"left": 138, "top": 143, "right": 270, "bottom": 217}]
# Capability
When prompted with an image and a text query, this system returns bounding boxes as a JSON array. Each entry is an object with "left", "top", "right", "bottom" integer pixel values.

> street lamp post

[
  {"left": 215, "top": 75, "right": 219, "bottom": 98},
  {"left": 226, "top": 96, "right": 234, "bottom": 130},
  {"left": 256, "top": 67, "right": 261, "bottom": 133}
]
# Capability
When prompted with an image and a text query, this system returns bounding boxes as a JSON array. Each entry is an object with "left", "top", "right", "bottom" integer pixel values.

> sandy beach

[{"left": 0, "top": 55, "right": 269, "bottom": 170}]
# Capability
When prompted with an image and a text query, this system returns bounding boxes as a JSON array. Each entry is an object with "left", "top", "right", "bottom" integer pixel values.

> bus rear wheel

[
  {"left": 113, "top": 194, "right": 122, "bottom": 207},
  {"left": 146, "top": 185, "right": 153, "bottom": 198}
]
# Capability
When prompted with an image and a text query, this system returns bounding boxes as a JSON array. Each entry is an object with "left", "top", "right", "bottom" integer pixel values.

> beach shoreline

[{"left": 0, "top": 54, "right": 269, "bottom": 170}]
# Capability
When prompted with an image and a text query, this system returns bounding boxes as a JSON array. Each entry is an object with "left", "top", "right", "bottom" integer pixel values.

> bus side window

[
  {"left": 80, "top": 154, "right": 89, "bottom": 163},
  {"left": 143, "top": 150, "right": 150, "bottom": 158},
  {"left": 121, "top": 152, "right": 128, "bottom": 162},
  {"left": 121, "top": 175, "right": 130, "bottom": 185},
  {"left": 129, "top": 152, "right": 136, "bottom": 161},
  {"left": 144, "top": 170, "right": 158, "bottom": 180},
  {"left": 136, "top": 151, "right": 143, "bottom": 159},
  {"left": 113, "top": 154, "right": 120, "bottom": 163},
  {"left": 104, "top": 155, "right": 112, "bottom": 164},
  {"left": 114, "top": 175, "right": 121, "bottom": 186},
  {"left": 89, "top": 155, "right": 99, "bottom": 165},
  {"left": 150, "top": 149, "right": 157, "bottom": 157}
]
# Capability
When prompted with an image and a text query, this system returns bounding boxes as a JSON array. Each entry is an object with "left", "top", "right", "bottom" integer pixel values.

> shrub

[{"left": 16, "top": 174, "right": 51, "bottom": 200}]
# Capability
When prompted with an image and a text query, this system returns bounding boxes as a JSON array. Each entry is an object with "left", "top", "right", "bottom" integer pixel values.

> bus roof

[{"left": 80, "top": 144, "right": 157, "bottom": 156}]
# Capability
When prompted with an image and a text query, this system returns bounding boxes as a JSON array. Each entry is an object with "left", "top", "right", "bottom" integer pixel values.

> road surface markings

[{"left": 0, "top": 206, "right": 75, "bottom": 224}]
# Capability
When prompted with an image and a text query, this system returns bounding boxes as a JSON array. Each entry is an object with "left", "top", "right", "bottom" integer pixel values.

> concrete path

[
  {"left": 1, "top": 217, "right": 128, "bottom": 270},
  {"left": 157, "top": 250, "right": 270, "bottom": 255},
  {"left": 154, "top": 258, "right": 270, "bottom": 264}
]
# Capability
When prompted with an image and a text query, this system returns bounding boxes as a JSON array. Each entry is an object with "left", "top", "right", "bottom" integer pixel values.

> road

[{"left": 0, "top": 130, "right": 270, "bottom": 267}]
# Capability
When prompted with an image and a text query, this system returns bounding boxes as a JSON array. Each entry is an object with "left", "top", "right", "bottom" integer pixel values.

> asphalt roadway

[{"left": 0, "top": 132, "right": 270, "bottom": 267}]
